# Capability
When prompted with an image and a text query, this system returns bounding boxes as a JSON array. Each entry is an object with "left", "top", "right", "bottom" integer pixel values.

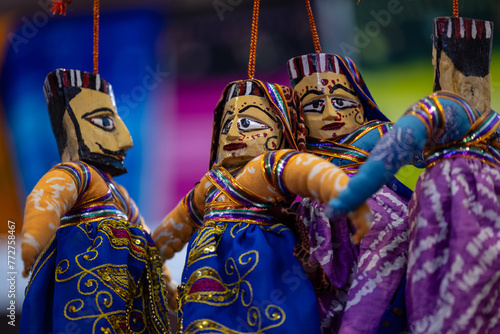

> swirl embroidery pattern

[{"left": 48, "top": 218, "right": 169, "bottom": 333}]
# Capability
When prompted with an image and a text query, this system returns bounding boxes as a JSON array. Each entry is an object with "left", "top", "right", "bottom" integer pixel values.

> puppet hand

[
  {"left": 152, "top": 220, "right": 193, "bottom": 260},
  {"left": 162, "top": 264, "right": 179, "bottom": 311},
  {"left": 21, "top": 242, "right": 38, "bottom": 278},
  {"left": 328, "top": 199, "right": 372, "bottom": 244},
  {"left": 347, "top": 202, "right": 372, "bottom": 244}
]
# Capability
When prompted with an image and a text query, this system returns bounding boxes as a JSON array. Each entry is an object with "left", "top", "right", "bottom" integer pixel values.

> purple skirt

[
  {"left": 339, "top": 186, "right": 409, "bottom": 334},
  {"left": 406, "top": 158, "right": 500, "bottom": 334},
  {"left": 297, "top": 185, "right": 409, "bottom": 334}
]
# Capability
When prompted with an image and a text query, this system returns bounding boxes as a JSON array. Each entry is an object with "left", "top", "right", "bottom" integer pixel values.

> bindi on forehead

[{"left": 298, "top": 80, "right": 354, "bottom": 98}]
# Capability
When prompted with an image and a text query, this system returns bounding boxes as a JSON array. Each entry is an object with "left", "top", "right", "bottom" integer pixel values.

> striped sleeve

[
  {"left": 261, "top": 150, "right": 302, "bottom": 196},
  {"left": 52, "top": 161, "right": 92, "bottom": 203}
]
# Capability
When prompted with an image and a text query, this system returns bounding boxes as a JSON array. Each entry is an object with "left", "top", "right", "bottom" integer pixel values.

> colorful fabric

[
  {"left": 294, "top": 198, "right": 358, "bottom": 332},
  {"left": 407, "top": 158, "right": 500, "bottom": 333},
  {"left": 329, "top": 91, "right": 500, "bottom": 333},
  {"left": 295, "top": 186, "right": 409, "bottom": 334},
  {"left": 21, "top": 218, "right": 170, "bottom": 334},
  {"left": 339, "top": 186, "right": 409, "bottom": 334},
  {"left": 178, "top": 151, "right": 320, "bottom": 334},
  {"left": 293, "top": 121, "right": 411, "bottom": 333},
  {"left": 153, "top": 149, "right": 374, "bottom": 333},
  {"left": 20, "top": 161, "right": 170, "bottom": 333}
]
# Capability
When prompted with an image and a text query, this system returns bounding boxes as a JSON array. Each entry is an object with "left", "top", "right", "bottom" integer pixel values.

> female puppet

[
  {"left": 20, "top": 69, "right": 171, "bottom": 333},
  {"left": 287, "top": 53, "right": 413, "bottom": 333},
  {"left": 330, "top": 17, "right": 500, "bottom": 334},
  {"left": 152, "top": 79, "right": 372, "bottom": 333}
]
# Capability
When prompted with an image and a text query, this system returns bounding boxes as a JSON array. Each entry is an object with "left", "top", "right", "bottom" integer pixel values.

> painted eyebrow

[
  {"left": 81, "top": 107, "right": 115, "bottom": 119},
  {"left": 221, "top": 104, "right": 277, "bottom": 126},
  {"left": 301, "top": 85, "right": 357, "bottom": 101},
  {"left": 237, "top": 104, "right": 277, "bottom": 123}
]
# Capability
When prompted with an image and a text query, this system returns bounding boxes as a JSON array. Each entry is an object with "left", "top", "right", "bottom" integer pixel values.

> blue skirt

[
  {"left": 20, "top": 218, "right": 170, "bottom": 334},
  {"left": 178, "top": 221, "right": 320, "bottom": 333}
]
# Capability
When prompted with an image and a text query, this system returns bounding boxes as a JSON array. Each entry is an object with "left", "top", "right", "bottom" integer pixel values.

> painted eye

[
  {"left": 87, "top": 116, "right": 115, "bottom": 131},
  {"left": 221, "top": 119, "right": 233, "bottom": 134},
  {"left": 331, "top": 98, "right": 359, "bottom": 110},
  {"left": 237, "top": 118, "right": 269, "bottom": 131},
  {"left": 303, "top": 99, "right": 325, "bottom": 113}
]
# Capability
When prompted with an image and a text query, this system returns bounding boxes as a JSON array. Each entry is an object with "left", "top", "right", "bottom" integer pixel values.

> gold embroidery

[
  {"left": 51, "top": 219, "right": 170, "bottom": 333},
  {"left": 187, "top": 223, "right": 227, "bottom": 268},
  {"left": 183, "top": 305, "right": 286, "bottom": 333},
  {"left": 182, "top": 251, "right": 259, "bottom": 310}
]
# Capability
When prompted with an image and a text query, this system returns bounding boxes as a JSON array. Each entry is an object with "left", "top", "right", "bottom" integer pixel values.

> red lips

[
  {"left": 223, "top": 143, "right": 247, "bottom": 151},
  {"left": 321, "top": 123, "right": 345, "bottom": 130}
]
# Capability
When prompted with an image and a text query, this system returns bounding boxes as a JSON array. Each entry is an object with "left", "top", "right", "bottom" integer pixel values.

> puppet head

[
  {"left": 44, "top": 69, "right": 133, "bottom": 176},
  {"left": 432, "top": 17, "right": 493, "bottom": 113},
  {"left": 287, "top": 53, "right": 386, "bottom": 140},
  {"left": 209, "top": 79, "right": 306, "bottom": 169}
]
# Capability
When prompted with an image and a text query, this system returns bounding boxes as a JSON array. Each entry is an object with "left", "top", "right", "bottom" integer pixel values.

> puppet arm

[
  {"left": 21, "top": 167, "right": 78, "bottom": 277},
  {"left": 328, "top": 90, "right": 477, "bottom": 215},
  {"left": 276, "top": 150, "right": 372, "bottom": 243},
  {"left": 152, "top": 177, "right": 206, "bottom": 261}
]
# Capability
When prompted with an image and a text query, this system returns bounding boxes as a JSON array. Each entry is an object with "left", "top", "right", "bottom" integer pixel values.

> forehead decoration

[
  {"left": 44, "top": 68, "right": 114, "bottom": 104},
  {"left": 433, "top": 17, "right": 493, "bottom": 83},
  {"left": 287, "top": 53, "right": 389, "bottom": 123},
  {"left": 209, "top": 79, "right": 306, "bottom": 169}
]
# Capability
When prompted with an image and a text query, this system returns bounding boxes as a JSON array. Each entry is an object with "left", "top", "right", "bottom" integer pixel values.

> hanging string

[
  {"left": 453, "top": 0, "right": 459, "bottom": 17},
  {"left": 248, "top": 0, "right": 260, "bottom": 79},
  {"left": 93, "top": 0, "right": 100, "bottom": 74},
  {"left": 305, "top": 0, "right": 322, "bottom": 53}
]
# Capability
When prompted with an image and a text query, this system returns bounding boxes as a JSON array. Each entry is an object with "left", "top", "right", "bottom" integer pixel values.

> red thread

[
  {"left": 93, "top": 0, "right": 100, "bottom": 74},
  {"left": 248, "top": 0, "right": 260, "bottom": 79},
  {"left": 305, "top": 0, "right": 322, "bottom": 53}
]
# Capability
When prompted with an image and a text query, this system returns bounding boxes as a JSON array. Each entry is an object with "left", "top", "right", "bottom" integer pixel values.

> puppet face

[
  {"left": 216, "top": 94, "right": 283, "bottom": 168},
  {"left": 62, "top": 88, "right": 133, "bottom": 174},
  {"left": 294, "top": 72, "right": 365, "bottom": 140},
  {"left": 433, "top": 47, "right": 491, "bottom": 113}
]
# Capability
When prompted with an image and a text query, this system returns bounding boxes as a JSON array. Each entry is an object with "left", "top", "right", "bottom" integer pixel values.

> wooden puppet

[
  {"left": 287, "top": 52, "right": 413, "bottom": 334},
  {"left": 329, "top": 16, "right": 500, "bottom": 334},
  {"left": 152, "top": 79, "right": 373, "bottom": 333},
  {"left": 20, "top": 69, "right": 171, "bottom": 333},
  {"left": 286, "top": 4, "right": 414, "bottom": 330}
]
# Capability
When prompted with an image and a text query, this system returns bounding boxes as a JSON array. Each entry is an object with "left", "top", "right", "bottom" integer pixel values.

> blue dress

[
  {"left": 20, "top": 162, "right": 170, "bottom": 334},
  {"left": 176, "top": 151, "right": 321, "bottom": 334}
]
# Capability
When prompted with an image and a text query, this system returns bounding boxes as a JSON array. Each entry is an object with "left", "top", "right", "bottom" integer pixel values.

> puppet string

[
  {"left": 453, "top": 0, "right": 459, "bottom": 17},
  {"left": 306, "top": 0, "right": 322, "bottom": 53},
  {"left": 248, "top": 0, "right": 260, "bottom": 79},
  {"left": 93, "top": 0, "right": 99, "bottom": 74}
]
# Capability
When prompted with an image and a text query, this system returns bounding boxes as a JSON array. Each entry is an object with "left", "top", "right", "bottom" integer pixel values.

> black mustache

[{"left": 96, "top": 143, "right": 127, "bottom": 156}]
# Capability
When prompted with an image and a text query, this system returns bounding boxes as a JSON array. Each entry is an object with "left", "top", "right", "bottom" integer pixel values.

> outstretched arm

[
  {"left": 152, "top": 178, "right": 206, "bottom": 260},
  {"left": 328, "top": 91, "right": 478, "bottom": 214},
  {"left": 329, "top": 115, "right": 428, "bottom": 213},
  {"left": 280, "top": 151, "right": 373, "bottom": 243}
]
